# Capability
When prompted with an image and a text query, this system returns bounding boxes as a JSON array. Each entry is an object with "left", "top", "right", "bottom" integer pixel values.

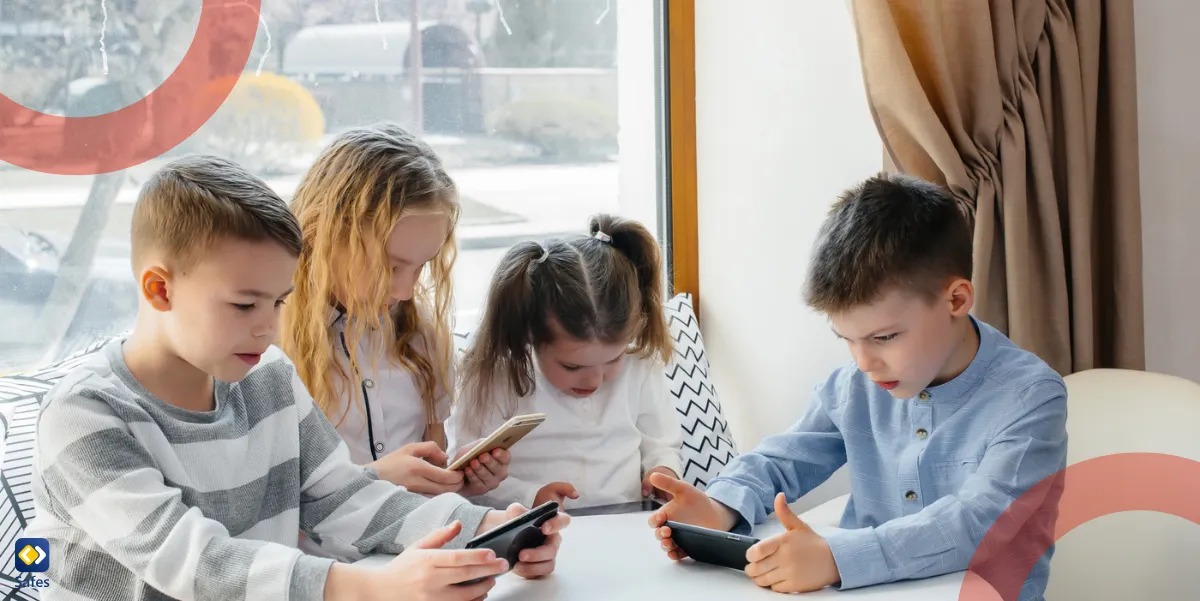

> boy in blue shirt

[{"left": 648, "top": 173, "right": 1067, "bottom": 599}]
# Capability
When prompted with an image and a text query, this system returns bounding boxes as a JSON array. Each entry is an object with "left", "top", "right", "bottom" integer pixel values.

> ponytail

[
  {"left": 459, "top": 241, "right": 549, "bottom": 431},
  {"left": 590, "top": 214, "right": 672, "bottom": 364}
]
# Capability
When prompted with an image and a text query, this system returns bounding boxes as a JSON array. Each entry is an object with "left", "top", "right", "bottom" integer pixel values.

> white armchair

[
  {"left": 795, "top": 369, "right": 1200, "bottom": 599},
  {"left": 1045, "top": 368, "right": 1200, "bottom": 600}
]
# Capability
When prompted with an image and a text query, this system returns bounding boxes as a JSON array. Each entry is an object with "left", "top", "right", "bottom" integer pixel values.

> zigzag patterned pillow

[
  {"left": 664, "top": 293, "right": 738, "bottom": 489},
  {"left": 0, "top": 335, "right": 116, "bottom": 599}
]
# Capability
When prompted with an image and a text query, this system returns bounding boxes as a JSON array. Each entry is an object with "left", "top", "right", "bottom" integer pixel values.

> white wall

[
  {"left": 693, "top": 0, "right": 882, "bottom": 511},
  {"left": 1135, "top": 1, "right": 1200, "bottom": 385},
  {"left": 689, "top": 0, "right": 1200, "bottom": 516}
]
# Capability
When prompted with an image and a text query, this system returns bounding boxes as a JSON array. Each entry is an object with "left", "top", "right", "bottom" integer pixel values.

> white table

[{"left": 354, "top": 509, "right": 965, "bottom": 600}]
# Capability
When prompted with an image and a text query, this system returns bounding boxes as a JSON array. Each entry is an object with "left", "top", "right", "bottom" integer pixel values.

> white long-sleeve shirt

[
  {"left": 299, "top": 310, "right": 455, "bottom": 559},
  {"left": 447, "top": 355, "right": 684, "bottom": 511},
  {"left": 326, "top": 309, "right": 451, "bottom": 463}
]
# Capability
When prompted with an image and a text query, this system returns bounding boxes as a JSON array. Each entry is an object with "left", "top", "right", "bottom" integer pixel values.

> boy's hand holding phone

[
  {"left": 744, "top": 493, "right": 840, "bottom": 593},
  {"left": 641, "top": 466, "right": 678, "bottom": 499},
  {"left": 646, "top": 472, "right": 739, "bottom": 560},
  {"left": 476, "top": 503, "right": 572, "bottom": 579},
  {"left": 338, "top": 520, "right": 505, "bottom": 601}
]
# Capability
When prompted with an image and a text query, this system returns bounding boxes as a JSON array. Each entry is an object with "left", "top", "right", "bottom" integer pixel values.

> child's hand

[
  {"left": 453, "top": 444, "right": 511, "bottom": 497},
  {"left": 479, "top": 503, "right": 572, "bottom": 579},
  {"left": 647, "top": 472, "right": 739, "bottom": 560},
  {"left": 641, "top": 466, "right": 678, "bottom": 499},
  {"left": 375, "top": 520, "right": 508, "bottom": 601},
  {"left": 370, "top": 442, "right": 464, "bottom": 495},
  {"left": 533, "top": 481, "right": 580, "bottom": 507},
  {"left": 744, "top": 493, "right": 841, "bottom": 593}
]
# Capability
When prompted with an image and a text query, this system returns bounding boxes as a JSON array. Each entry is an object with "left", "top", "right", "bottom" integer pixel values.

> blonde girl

[{"left": 281, "top": 123, "right": 509, "bottom": 498}]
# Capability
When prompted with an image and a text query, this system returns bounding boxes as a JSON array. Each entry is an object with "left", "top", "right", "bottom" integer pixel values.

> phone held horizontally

[
  {"left": 456, "top": 501, "right": 560, "bottom": 585},
  {"left": 665, "top": 521, "right": 760, "bottom": 571}
]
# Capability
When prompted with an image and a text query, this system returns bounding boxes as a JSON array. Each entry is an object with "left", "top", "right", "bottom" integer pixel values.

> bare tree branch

[
  {"left": 33, "top": 171, "right": 128, "bottom": 363},
  {"left": 16, "top": 0, "right": 203, "bottom": 365}
]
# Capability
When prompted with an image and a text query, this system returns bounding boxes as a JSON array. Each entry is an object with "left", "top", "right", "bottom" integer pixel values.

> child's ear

[
  {"left": 946, "top": 277, "right": 974, "bottom": 317},
  {"left": 140, "top": 266, "right": 173, "bottom": 312}
]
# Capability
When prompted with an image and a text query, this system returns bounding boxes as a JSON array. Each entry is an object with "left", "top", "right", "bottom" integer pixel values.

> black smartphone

[
  {"left": 665, "top": 520, "right": 760, "bottom": 571},
  {"left": 457, "top": 501, "right": 560, "bottom": 585}
]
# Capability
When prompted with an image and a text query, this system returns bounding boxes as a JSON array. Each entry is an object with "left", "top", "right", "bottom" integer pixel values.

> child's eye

[
  {"left": 274, "top": 300, "right": 287, "bottom": 308},
  {"left": 232, "top": 303, "right": 255, "bottom": 312},
  {"left": 875, "top": 333, "right": 898, "bottom": 342},
  {"left": 562, "top": 365, "right": 581, "bottom": 372}
]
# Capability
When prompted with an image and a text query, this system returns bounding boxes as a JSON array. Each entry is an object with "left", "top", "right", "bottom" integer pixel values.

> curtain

[{"left": 849, "top": 0, "right": 1144, "bottom": 375}]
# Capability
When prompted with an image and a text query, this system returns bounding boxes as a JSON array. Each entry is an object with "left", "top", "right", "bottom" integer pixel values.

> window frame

[{"left": 663, "top": 0, "right": 700, "bottom": 316}]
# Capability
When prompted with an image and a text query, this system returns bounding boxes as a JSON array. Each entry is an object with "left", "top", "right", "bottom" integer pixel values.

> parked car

[{"left": 0, "top": 225, "right": 137, "bottom": 374}]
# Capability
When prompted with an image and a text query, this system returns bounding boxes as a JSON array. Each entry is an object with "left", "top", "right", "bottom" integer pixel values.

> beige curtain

[{"left": 849, "top": 0, "right": 1144, "bottom": 375}]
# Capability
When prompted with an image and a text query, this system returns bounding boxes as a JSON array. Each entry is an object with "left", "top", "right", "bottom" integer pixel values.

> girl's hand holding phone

[
  {"left": 370, "top": 441, "right": 464, "bottom": 495},
  {"left": 453, "top": 443, "right": 512, "bottom": 496}
]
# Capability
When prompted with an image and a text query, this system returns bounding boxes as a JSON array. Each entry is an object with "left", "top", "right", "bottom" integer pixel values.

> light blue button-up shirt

[{"left": 705, "top": 317, "right": 1067, "bottom": 599}]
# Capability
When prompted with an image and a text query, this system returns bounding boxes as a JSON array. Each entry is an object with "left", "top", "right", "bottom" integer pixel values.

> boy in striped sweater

[{"left": 25, "top": 156, "right": 569, "bottom": 601}]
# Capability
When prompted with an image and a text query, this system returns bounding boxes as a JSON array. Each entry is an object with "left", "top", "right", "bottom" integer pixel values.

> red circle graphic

[
  {"left": 958, "top": 452, "right": 1200, "bottom": 600},
  {"left": 0, "top": 0, "right": 261, "bottom": 175}
]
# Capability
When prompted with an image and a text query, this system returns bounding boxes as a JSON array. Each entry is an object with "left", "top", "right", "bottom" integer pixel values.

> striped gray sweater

[{"left": 26, "top": 340, "right": 490, "bottom": 601}]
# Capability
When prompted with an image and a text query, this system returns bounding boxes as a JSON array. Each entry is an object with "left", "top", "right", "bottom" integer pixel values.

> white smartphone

[{"left": 447, "top": 413, "right": 546, "bottom": 471}]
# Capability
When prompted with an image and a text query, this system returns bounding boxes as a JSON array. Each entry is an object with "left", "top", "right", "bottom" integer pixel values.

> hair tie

[
  {"left": 534, "top": 245, "right": 550, "bottom": 264},
  {"left": 593, "top": 230, "right": 613, "bottom": 244}
]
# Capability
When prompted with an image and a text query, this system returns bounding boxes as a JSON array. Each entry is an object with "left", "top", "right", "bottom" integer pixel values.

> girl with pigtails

[{"left": 449, "top": 214, "right": 684, "bottom": 511}]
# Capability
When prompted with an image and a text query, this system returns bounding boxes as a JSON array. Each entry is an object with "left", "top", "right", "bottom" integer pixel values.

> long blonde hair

[{"left": 281, "top": 123, "right": 460, "bottom": 429}]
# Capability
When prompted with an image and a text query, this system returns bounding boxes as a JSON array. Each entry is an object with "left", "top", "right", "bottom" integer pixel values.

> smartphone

[
  {"left": 457, "top": 501, "right": 560, "bottom": 585},
  {"left": 447, "top": 413, "right": 546, "bottom": 471},
  {"left": 665, "top": 521, "right": 760, "bottom": 571},
  {"left": 564, "top": 498, "right": 663, "bottom": 517}
]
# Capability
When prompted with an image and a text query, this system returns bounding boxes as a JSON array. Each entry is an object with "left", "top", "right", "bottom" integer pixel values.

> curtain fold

[{"left": 850, "top": 0, "right": 1144, "bottom": 374}]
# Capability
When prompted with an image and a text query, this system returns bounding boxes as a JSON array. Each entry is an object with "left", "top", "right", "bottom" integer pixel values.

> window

[{"left": 0, "top": 0, "right": 676, "bottom": 374}]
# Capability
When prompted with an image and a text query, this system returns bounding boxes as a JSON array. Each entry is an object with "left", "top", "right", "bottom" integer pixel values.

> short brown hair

[
  {"left": 803, "top": 172, "right": 973, "bottom": 314},
  {"left": 130, "top": 155, "right": 302, "bottom": 271}
]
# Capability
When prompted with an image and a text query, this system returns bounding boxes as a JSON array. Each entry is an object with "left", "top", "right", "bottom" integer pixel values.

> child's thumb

[
  {"left": 649, "top": 472, "right": 687, "bottom": 496},
  {"left": 412, "top": 521, "right": 462, "bottom": 550},
  {"left": 774, "top": 493, "right": 810, "bottom": 532}
]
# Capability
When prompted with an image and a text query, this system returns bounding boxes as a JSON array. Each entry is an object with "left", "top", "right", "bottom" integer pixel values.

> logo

[{"left": 14, "top": 538, "right": 49, "bottom": 573}]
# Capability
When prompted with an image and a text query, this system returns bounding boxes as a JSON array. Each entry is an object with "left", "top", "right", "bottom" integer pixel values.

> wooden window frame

[{"left": 664, "top": 0, "right": 699, "bottom": 317}]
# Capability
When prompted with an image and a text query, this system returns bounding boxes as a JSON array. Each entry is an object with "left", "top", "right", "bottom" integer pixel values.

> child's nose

[
  {"left": 852, "top": 347, "right": 884, "bottom": 374},
  {"left": 253, "top": 317, "right": 276, "bottom": 341},
  {"left": 580, "top": 372, "right": 603, "bottom": 389}
]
